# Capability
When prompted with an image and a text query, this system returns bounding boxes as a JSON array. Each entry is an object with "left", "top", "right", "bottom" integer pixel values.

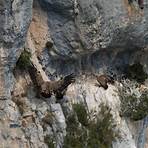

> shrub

[
  {"left": 66, "top": 112, "right": 79, "bottom": 131},
  {"left": 73, "top": 103, "right": 88, "bottom": 126},
  {"left": 126, "top": 62, "right": 148, "bottom": 83},
  {"left": 63, "top": 128, "right": 87, "bottom": 148},
  {"left": 63, "top": 113, "right": 87, "bottom": 148},
  {"left": 87, "top": 103, "right": 119, "bottom": 148},
  {"left": 63, "top": 103, "right": 119, "bottom": 148},
  {"left": 44, "top": 135, "right": 55, "bottom": 148},
  {"left": 120, "top": 91, "right": 148, "bottom": 121},
  {"left": 17, "top": 49, "right": 32, "bottom": 70}
]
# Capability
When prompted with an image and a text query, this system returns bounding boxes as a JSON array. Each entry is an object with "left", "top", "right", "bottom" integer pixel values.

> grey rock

[
  {"left": 31, "top": 103, "right": 37, "bottom": 111},
  {"left": 0, "top": 0, "right": 33, "bottom": 98},
  {"left": 1, "top": 0, "right": 148, "bottom": 148},
  {"left": 35, "top": 0, "right": 148, "bottom": 76},
  {"left": 50, "top": 103, "right": 66, "bottom": 147},
  {"left": 38, "top": 0, "right": 148, "bottom": 58}
]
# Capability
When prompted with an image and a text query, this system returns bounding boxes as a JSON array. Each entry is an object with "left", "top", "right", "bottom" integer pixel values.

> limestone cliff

[{"left": 1, "top": 0, "right": 148, "bottom": 148}]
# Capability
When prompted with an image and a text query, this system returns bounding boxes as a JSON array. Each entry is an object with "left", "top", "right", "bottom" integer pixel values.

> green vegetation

[
  {"left": 88, "top": 103, "right": 119, "bottom": 148},
  {"left": 16, "top": 49, "right": 32, "bottom": 70},
  {"left": 73, "top": 103, "right": 88, "bottom": 126},
  {"left": 63, "top": 103, "right": 119, "bottom": 148},
  {"left": 120, "top": 91, "right": 148, "bottom": 121},
  {"left": 126, "top": 62, "right": 148, "bottom": 83},
  {"left": 44, "top": 135, "right": 55, "bottom": 148},
  {"left": 119, "top": 66, "right": 148, "bottom": 121},
  {"left": 63, "top": 112, "right": 87, "bottom": 148}
]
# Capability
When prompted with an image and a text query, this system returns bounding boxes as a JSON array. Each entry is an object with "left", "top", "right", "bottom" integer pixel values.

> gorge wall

[
  {"left": 0, "top": 0, "right": 148, "bottom": 147},
  {"left": 29, "top": 0, "right": 148, "bottom": 76}
]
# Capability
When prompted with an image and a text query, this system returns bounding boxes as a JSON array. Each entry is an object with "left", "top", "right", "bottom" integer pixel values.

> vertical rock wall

[
  {"left": 0, "top": 0, "right": 33, "bottom": 98},
  {"left": 1, "top": 0, "right": 148, "bottom": 148}
]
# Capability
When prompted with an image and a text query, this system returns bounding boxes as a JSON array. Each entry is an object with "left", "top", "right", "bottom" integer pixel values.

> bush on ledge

[
  {"left": 126, "top": 62, "right": 148, "bottom": 83},
  {"left": 120, "top": 91, "right": 148, "bottom": 121},
  {"left": 63, "top": 103, "right": 119, "bottom": 148},
  {"left": 16, "top": 49, "right": 32, "bottom": 70}
]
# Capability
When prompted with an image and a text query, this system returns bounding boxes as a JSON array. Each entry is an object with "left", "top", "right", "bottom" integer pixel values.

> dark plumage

[
  {"left": 52, "top": 73, "right": 75, "bottom": 99},
  {"left": 29, "top": 65, "right": 75, "bottom": 99},
  {"left": 95, "top": 74, "right": 115, "bottom": 90}
]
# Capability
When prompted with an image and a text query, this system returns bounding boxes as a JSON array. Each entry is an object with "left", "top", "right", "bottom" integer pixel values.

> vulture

[
  {"left": 29, "top": 65, "right": 75, "bottom": 99},
  {"left": 95, "top": 74, "right": 114, "bottom": 90}
]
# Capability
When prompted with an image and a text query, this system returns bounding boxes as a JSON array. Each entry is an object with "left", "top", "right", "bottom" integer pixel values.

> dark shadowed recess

[
  {"left": 38, "top": 46, "right": 145, "bottom": 80},
  {"left": 37, "top": 0, "right": 74, "bottom": 18}
]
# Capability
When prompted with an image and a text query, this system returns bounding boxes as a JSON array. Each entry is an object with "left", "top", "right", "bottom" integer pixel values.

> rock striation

[{"left": 0, "top": 0, "right": 148, "bottom": 148}]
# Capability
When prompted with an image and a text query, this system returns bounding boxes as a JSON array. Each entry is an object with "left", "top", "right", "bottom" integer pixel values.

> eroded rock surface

[
  {"left": 0, "top": 0, "right": 33, "bottom": 98},
  {"left": 26, "top": 0, "right": 147, "bottom": 76},
  {"left": 1, "top": 0, "right": 148, "bottom": 148},
  {"left": 36, "top": 0, "right": 148, "bottom": 57}
]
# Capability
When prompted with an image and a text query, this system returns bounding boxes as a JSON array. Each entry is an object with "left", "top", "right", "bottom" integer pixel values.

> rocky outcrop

[
  {"left": 0, "top": 0, "right": 33, "bottom": 98},
  {"left": 0, "top": 0, "right": 33, "bottom": 147},
  {"left": 36, "top": 0, "right": 148, "bottom": 56},
  {"left": 1, "top": 0, "right": 148, "bottom": 148},
  {"left": 28, "top": 0, "right": 148, "bottom": 76}
]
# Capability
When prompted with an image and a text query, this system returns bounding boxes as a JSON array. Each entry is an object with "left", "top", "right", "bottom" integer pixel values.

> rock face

[
  {"left": 29, "top": 0, "right": 148, "bottom": 75},
  {"left": 0, "top": 0, "right": 33, "bottom": 98},
  {"left": 38, "top": 0, "right": 148, "bottom": 57},
  {"left": 1, "top": 0, "right": 148, "bottom": 148}
]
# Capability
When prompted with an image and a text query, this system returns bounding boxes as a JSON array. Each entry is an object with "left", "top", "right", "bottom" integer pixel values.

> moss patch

[{"left": 16, "top": 49, "right": 32, "bottom": 70}]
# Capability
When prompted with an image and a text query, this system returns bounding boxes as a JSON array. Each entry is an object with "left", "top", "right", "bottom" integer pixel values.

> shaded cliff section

[{"left": 28, "top": 0, "right": 148, "bottom": 78}]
